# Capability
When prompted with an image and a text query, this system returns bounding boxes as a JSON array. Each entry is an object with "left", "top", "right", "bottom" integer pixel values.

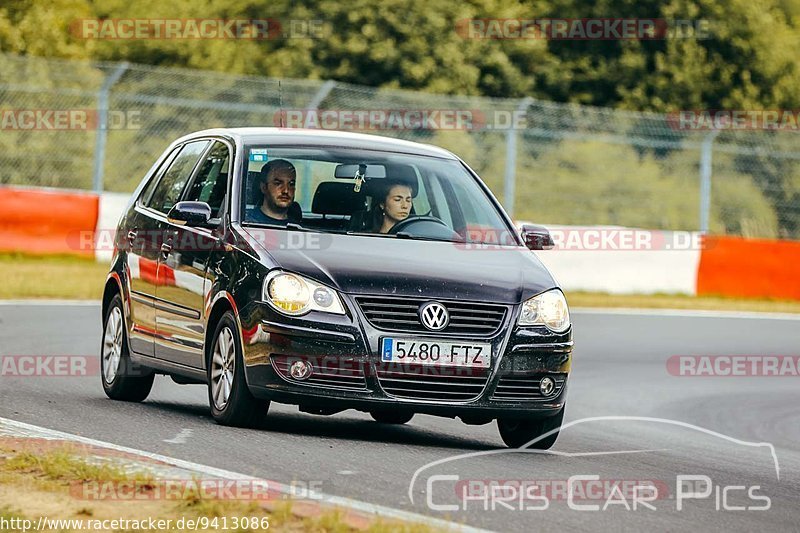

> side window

[
  {"left": 147, "top": 140, "right": 209, "bottom": 214},
  {"left": 138, "top": 147, "right": 180, "bottom": 206},
  {"left": 183, "top": 141, "right": 230, "bottom": 219}
]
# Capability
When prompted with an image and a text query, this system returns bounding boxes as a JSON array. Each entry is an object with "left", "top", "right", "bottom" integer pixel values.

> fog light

[
  {"left": 289, "top": 360, "right": 313, "bottom": 381},
  {"left": 539, "top": 376, "right": 556, "bottom": 397}
]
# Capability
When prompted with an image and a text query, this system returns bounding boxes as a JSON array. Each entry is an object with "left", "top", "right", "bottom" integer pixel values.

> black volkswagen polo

[{"left": 101, "top": 128, "right": 572, "bottom": 448}]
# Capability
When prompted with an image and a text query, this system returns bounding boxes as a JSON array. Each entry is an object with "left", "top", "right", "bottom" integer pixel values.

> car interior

[{"left": 244, "top": 163, "right": 427, "bottom": 234}]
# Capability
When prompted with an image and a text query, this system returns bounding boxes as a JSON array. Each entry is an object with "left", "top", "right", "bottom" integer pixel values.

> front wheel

[
  {"left": 497, "top": 407, "right": 565, "bottom": 449},
  {"left": 101, "top": 294, "right": 154, "bottom": 402},
  {"left": 207, "top": 312, "right": 269, "bottom": 427}
]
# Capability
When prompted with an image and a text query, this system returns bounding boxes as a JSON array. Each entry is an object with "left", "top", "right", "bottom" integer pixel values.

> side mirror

[
  {"left": 167, "top": 201, "right": 212, "bottom": 227},
  {"left": 520, "top": 224, "right": 554, "bottom": 251}
]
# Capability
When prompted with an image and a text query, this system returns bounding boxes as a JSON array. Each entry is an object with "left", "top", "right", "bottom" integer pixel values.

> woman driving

[{"left": 368, "top": 178, "right": 414, "bottom": 233}]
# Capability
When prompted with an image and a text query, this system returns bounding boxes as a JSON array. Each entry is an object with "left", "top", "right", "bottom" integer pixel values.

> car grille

[
  {"left": 271, "top": 355, "right": 367, "bottom": 391},
  {"left": 376, "top": 363, "right": 489, "bottom": 401},
  {"left": 355, "top": 296, "right": 507, "bottom": 336},
  {"left": 491, "top": 373, "right": 567, "bottom": 401}
]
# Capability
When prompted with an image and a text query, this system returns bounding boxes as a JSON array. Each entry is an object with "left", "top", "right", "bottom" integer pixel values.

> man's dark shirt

[{"left": 246, "top": 207, "right": 290, "bottom": 226}]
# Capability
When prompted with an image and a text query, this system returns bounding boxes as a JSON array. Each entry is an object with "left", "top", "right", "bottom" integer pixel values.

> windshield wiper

[{"left": 393, "top": 232, "right": 456, "bottom": 243}]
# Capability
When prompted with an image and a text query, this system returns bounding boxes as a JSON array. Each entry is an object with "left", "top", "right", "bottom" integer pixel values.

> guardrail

[{"left": 2, "top": 185, "right": 798, "bottom": 300}]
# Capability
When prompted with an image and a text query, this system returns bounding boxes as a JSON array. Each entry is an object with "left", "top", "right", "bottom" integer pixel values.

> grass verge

[
  {"left": 0, "top": 441, "right": 436, "bottom": 532},
  {"left": 0, "top": 253, "right": 108, "bottom": 300},
  {"left": 2, "top": 252, "right": 799, "bottom": 313},
  {"left": 566, "top": 291, "right": 800, "bottom": 313}
]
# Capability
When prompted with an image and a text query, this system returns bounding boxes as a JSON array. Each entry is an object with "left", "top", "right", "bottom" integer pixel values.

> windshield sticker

[{"left": 249, "top": 148, "right": 269, "bottom": 162}]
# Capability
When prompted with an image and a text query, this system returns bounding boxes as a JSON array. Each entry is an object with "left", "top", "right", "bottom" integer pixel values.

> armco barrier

[
  {"left": 535, "top": 247, "right": 700, "bottom": 296},
  {"left": 697, "top": 235, "right": 800, "bottom": 300},
  {"left": 529, "top": 224, "right": 702, "bottom": 296},
  {"left": 96, "top": 192, "right": 132, "bottom": 262},
  {"left": 2, "top": 186, "right": 799, "bottom": 300},
  {"left": 0, "top": 186, "right": 99, "bottom": 257}
]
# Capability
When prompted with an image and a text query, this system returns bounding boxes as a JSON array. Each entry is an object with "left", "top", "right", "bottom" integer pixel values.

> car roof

[{"left": 175, "top": 127, "right": 459, "bottom": 160}]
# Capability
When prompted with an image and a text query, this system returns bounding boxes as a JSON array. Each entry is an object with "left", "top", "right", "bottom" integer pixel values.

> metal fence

[{"left": 1, "top": 52, "right": 798, "bottom": 239}]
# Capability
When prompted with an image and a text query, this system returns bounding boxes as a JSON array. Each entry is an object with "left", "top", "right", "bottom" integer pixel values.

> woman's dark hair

[{"left": 367, "top": 178, "right": 414, "bottom": 232}]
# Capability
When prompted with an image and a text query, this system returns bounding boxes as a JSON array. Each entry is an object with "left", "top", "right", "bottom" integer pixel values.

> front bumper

[{"left": 238, "top": 296, "right": 572, "bottom": 420}]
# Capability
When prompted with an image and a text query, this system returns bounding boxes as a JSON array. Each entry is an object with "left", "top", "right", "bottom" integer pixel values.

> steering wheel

[{"left": 388, "top": 215, "right": 449, "bottom": 235}]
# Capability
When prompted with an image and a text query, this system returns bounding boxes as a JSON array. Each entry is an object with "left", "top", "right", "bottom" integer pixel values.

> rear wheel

[
  {"left": 208, "top": 312, "right": 269, "bottom": 427},
  {"left": 101, "top": 294, "right": 154, "bottom": 402},
  {"left": 370, "top": 411, "right": 414, "bottom": 425},
  {"left": 497, "top": 407, "right": 565, "bottom": 449}
]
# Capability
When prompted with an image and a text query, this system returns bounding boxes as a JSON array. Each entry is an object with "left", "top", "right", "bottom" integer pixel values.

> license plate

[{"left": 380, "top": 338, "right": 491, "bottom": 368}]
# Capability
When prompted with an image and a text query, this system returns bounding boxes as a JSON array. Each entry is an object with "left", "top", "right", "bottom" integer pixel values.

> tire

[
  {"left": 207, "top": 312, "right": 269, "bottom": 427},
  {"left": 497, "top": 407, "right": 565, "bottom": 449},
  {"left": 101, "top": 294, "right": 155, "bottom": 402},
  {"left": 370, "top": 410, "right": 414, "bottom": 425}
]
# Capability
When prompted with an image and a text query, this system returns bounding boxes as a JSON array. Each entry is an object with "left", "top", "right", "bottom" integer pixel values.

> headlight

[
  {"left": 264, "top": 271, "right": 346, "bottom": 316},
  {"left": 518, "top": 289, "right": 570, "bottom": 332}
]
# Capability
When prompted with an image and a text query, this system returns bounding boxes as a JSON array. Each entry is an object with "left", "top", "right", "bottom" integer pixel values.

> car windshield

[{"left": 240, "top": 146, "right": 518, "bottom": 245}]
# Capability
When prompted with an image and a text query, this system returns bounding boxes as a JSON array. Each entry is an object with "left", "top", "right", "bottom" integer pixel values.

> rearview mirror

[
  {"left": 520, "top": 224, "right": 555, "bottom": 251},
  {"left": 334, "top": 164, "right": 386, "bottom": 179},
  {"left": 167, "top": 201, "right": 212, "bottom": 227}
]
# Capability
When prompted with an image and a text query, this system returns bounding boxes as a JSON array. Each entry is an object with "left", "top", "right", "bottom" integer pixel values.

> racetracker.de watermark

[
  {"left": 273, "top": 109, "right": 528, "bottom": 131},
  {"left": 667, "top": 355, "right": 800, "bottom": 377},
  {"left": 667, "top": 110, "right": 800, "bottom": 131},
  {"left": 0, "top": 356, "right": 99, "bottom": 377},
  {"left": 71, "top": 228, "right": 335, "bottom": 253},
  {"left": 74, "top": 228, "right": 708, "bottom": 253},
  {"left": 69, "top": 479, "right": 325, "bottom": 501},
  {"left": 0, "top": 109, "right": 141, "bottom": 130},
  {"left": 459, "top": 228, "right": 707, "bottom": 251},
  {"left": 456, "top": 18, "right": 711, "bottom": 40},
  {"left": 452, "top": 478, "right": 670, "bottom": 510},
  {"left": 70, "top": 18, "right": 325, "bottom": 40}
]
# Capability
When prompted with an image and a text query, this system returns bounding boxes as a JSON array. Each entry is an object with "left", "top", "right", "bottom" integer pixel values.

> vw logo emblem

[{"left": 419, "top": 301, "right": 449, "bottom": 331}]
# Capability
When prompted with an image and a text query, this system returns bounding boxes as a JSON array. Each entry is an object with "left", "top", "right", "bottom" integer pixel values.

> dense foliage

[{"left": 1, "top": 0, "right": 798, "bottom": 111}]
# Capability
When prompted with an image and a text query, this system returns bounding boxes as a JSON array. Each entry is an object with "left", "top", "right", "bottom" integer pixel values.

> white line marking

[
  {"left": 0, "top": 416, "right": 487, "bottom": 533},
  {"left": 572, "top": 307, "right": 800, "bottom": 320},
  {"left": 163, "top": 428, "right": 193, "bottom": 444}
]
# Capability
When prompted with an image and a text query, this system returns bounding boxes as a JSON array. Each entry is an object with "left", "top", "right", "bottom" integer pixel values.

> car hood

[{"left": 242, "top": 229, "right": 557, "bottom": 304}]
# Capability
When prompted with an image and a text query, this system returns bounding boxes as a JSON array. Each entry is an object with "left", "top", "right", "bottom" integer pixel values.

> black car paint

[{"left": 103, "top": 128, "right": 572, "bottom": 422}]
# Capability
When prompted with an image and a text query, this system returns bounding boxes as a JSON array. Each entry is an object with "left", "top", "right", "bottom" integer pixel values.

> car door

[
  {"left": 155, "top": 140, "right": 231, "bottom": 369},
  {"left": 126, "top": 146, "right": 181, "bottom": 357},
  {"left": 131, "top": 140, "right": 210, "bottom": 357}
]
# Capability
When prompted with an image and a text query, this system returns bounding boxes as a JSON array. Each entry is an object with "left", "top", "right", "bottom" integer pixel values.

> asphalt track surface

[{"left": 1, "top": 303, "right": 798, "bottom": 532}]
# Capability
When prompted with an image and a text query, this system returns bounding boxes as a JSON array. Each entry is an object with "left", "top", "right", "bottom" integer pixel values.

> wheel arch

[
  {"left": 204, "top": 292, "right": 242, "bottom": 366},
  {"left": 102, "top": 273, "right": 124, "bottom": 323}
]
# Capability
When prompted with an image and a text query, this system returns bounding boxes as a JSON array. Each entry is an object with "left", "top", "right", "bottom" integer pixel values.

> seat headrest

[
  {"left": 248, "top": 171, "right": 262, "bottom": 204},
  {"left": 312, "top": 181, "right": 367, "bottom": 216}
]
